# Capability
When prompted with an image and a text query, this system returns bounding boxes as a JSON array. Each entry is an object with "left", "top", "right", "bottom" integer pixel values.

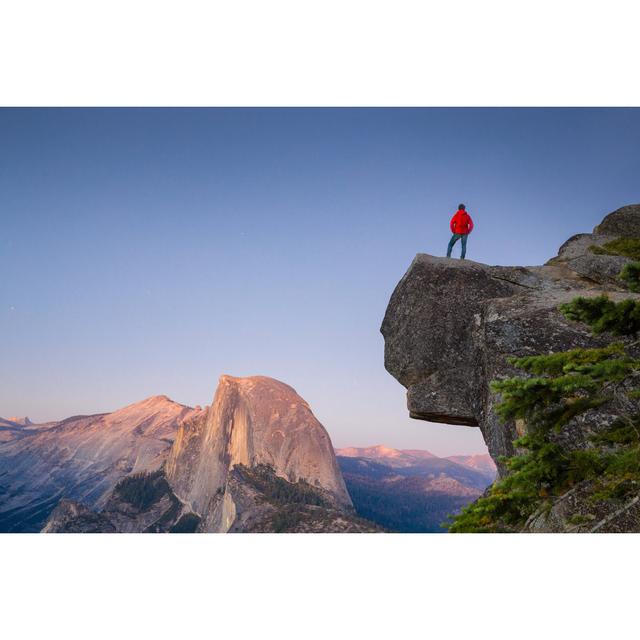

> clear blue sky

[{"left": 2, "top": 108, "right": 640, "bottom": 455}]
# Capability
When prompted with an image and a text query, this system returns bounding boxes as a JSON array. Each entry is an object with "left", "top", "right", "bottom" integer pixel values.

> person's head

[{"left": 458, "top": 203, "right": 466, "bottom": 211}]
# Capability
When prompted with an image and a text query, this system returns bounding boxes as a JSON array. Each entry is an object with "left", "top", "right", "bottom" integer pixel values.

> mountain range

[
  {"left": 1, "top": 380, "right": 495, "bottom": 533},
  {"left": 0, "top": 376, "right": 379, "bottom": 533},
  {"left": 0, "top": 396, "right": 201, "bottom": 532},
  {"left": 335, "top": 445, "right": 495, "bottom": 532}
]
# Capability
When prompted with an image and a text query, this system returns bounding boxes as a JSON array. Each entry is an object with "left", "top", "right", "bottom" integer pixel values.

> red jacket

[{"left": 450, "top": 209, "right": 474, "bottom": 235}]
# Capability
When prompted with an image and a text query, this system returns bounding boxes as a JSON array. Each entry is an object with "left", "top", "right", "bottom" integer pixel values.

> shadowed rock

[{"left": 42, "top": 499, "right": 116, "bottom": 533}]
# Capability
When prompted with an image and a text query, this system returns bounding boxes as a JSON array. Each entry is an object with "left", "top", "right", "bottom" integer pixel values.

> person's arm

[
  {"left": 467, "top": 215, "right": 474, "bottom": 233},
  {"left": 450, "top": 215, "right": 456, "bottom": 233}
]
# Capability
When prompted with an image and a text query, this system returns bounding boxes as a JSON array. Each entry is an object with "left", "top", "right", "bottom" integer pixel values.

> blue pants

[{"left": 447, "top": 233, "right": 468, "bottom": 259}]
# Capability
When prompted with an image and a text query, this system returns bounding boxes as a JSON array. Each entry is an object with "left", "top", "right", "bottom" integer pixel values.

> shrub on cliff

[
  {"left": 619, "top": 262, "right": 640, "bottom": 292},
  {"left": 588, "top": 237, "right": 640, "bottom": 293},
  {"left": 590, "top": 237, "right": 640, "bottom": 261},
  {"left": 448, "top": 305, "right": 640, "bottom": 532},
  {"left": 559, "top": 295, "right": 640, "bottom": 335}
]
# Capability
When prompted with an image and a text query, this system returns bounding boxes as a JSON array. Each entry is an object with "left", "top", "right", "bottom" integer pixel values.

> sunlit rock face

[
  {"left": 381, "top": 205, "right": 640, "bottom": 531},
  {"left": 0, "top": 396, "right": 201, "bottom": 532},
  {"left": 166, "top": 375, "right": 352, "bottom": 532}
]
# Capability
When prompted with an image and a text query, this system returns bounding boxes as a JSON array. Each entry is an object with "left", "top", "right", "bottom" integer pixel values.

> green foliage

[
  {"left": 234, "top": 463, "right": 331, "bottom": 508},
  {"left": 114, "top": 469, "right": 170, "bottom": 511},
  {"left": 491, "top": 344, "right": 631, "bottom": 430},
  {"left": 590, "top": 238, "right": 640, "bottom": 261},
  {"left": 450, "top": 416, "right": 640, "bottom": 532},
  {"left": 560, "top": 295, "right": 640, "bottom": 335},
  {"left": 506, "top": 343, "right": 626, "bottom": 376},
  {"left": 619, "top": 262, "right": 640, "bottom": 292},
  {"left": 591, "top": 419, "right": 640, "bottom": 446},
  {"left": 448, "top": 437, "right": 562, "bottom": 532},
  {"left": 589, "top": 420, "right": 640, "bottom": 501},
  {"left": 450, "top": 256, "right": 640, "bottom": 532},
  {"left": 448, "top": 342, "right": 640, "bottom": 532}
]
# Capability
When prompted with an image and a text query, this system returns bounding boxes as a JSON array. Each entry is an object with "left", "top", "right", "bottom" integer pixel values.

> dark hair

[{"left": 458, "top": 203, "right": 466, "bottom": 210}]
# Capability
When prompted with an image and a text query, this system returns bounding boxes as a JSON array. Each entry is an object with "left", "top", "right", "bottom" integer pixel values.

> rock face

[
  {"left": 381, "top": 204, "right": 640, "bottom": 531},
  {"left": 166, "top": 375, "right": 352, "bottom": 532},
  {"left": 0, "top": 396, "right": 201, "bottom": 532},
  {"left": 525, "top": 482, "right": 640, "bottom": 533}
]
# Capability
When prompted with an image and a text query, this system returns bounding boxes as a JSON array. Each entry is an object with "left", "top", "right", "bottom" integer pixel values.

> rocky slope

[
  {"left": 222, "top": 464, "right": 378, "bottom": 533},
  {"left": 42, "top": 469, "right": 202, "bottom": 534},
  {"left": 0, "top": 396, "right": 201, "bottom": 532},
  {"left": 381, "top": 204, "right": 640, "bottom": 532},
  {"left": 0, "top": 416, "right": 49, "bottom": 443},
  {"left": 336, "top": 446, "right": 495, "bottom": 532}
]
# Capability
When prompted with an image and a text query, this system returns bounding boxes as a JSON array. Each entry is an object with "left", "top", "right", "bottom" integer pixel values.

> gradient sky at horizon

[{"left": 2, "top": 108, "right": 640, "bottom": 455}]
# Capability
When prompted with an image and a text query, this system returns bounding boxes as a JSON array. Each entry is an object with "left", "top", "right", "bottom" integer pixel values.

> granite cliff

[
  {"left": 165, "top": 375, "right": 354, "bottom": 532},
  {"left": 38, "top": 375, "right": 372, "bottom": 533},
  {"left": 381, "top": 204, "right": 640, "bottom": 532}
]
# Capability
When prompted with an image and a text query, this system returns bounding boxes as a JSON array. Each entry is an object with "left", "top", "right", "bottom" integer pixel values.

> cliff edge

[{"left": 381, "top": 204, "right": 640, "bottom": 532}]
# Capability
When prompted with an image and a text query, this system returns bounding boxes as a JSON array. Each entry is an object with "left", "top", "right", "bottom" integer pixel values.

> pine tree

[
  {"left": 448, "top": 287, "right": 640, "bottom": 532},
  {"left": 620, "top": 262, "right": 640, "bottom": 293},
  {"left": 559, "top": 296, "right": 640, "bottom": 335}
]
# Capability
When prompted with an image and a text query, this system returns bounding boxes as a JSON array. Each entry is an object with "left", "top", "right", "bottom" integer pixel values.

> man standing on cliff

[{"left": 446, "top": 203, "right": 474, "bottom": 259}]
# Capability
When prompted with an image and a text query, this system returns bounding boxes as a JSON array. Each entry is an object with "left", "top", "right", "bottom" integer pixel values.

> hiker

[{"left": 446, "top": 203, "right": 474, "bottom": 259}]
